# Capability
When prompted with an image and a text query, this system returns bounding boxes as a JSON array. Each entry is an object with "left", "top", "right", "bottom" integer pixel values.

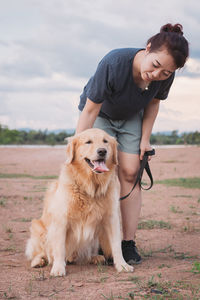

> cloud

[
  {"left": 0, "top": 91, "right": 80, "bottom": 130},
  {"left": 153, "top": 76, "right": 200, "bottom": 132},
  {"left": 185, "top": 58, "right": 200, "bottom": 75},
  {"left": 0, "top": 72, "right": 86, "bottom": 92},
  {"left": 2, "top": 0, "right": 199, "bottom": 79},
  {"left": 154, "top": 114, "right": 200, "bottom": 133},
  {"left": 0, "top": 0, "right": 199, "bottom": 132}
]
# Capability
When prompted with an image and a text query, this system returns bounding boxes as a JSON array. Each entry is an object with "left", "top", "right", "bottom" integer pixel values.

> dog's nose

[{"left": 97, "top": 148, "right": 107, "bottom": 157}]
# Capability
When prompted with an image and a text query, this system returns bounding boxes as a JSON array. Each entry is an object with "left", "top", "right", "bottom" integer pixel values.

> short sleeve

[
  {"left": 154, "top": 73, "right": 175, "bottom": 100},
  {"left": 85, "top": 59, "right": 114, "bottom": 103}
]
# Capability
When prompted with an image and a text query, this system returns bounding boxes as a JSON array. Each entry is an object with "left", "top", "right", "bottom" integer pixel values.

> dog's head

[{"left": 65, "top": 128, "right": 118, "bottom": 174}]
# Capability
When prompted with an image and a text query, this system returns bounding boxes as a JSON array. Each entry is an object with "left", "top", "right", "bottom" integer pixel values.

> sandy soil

[{"left": 0, "top": 146, "right": 200, "bottom": 299}]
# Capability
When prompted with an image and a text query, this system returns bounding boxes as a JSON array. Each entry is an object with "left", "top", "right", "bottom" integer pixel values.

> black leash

[{"left": 119, "top": 149, "right": 155, "bottom": 201}]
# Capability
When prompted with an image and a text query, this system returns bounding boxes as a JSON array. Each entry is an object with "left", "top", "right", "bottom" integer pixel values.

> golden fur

[{"left": 25, "top": 128, "right": 133, "bottom": 276}]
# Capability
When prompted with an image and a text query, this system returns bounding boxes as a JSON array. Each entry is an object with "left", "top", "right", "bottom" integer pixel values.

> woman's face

[{"left": 140, "top": 44, "right": 177, "bottom": 82}]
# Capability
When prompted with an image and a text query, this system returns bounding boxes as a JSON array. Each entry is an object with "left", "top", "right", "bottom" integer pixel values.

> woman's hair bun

[
  {"left": 147, "top": 22, "right": 189, "bottom": 68},
  {"left": 160, "top": 23, "right": 183, "bottom": 36}
]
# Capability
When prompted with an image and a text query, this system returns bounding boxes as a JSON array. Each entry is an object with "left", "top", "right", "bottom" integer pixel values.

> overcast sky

[{"left": 0, "top": 0, "right": 200, "bottom": 133}]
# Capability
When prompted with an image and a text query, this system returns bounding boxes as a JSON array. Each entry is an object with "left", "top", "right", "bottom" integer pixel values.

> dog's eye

[
  {"left": 103, "top": 139, "right": 108, "bottom": 143},
  {"left": 85, "top": 140, "right": 92, "bottom": 144}
]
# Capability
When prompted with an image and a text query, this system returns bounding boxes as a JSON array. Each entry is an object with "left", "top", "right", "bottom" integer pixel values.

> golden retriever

[{"left": 25, "top": 128, "right": 133, "bottom": 276}]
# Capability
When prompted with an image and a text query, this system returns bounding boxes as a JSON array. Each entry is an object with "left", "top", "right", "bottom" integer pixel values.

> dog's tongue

[{"left": 92, "top": 160, "right": 109, "bottom": 172}]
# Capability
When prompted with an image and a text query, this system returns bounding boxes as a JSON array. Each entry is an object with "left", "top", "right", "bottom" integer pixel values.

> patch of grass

[
  {"left": 2, "top": 283, "right": 18, "bottom": 300},
  {"left": 0, "top": 197, "right": 7, "bottom": 206},
  {"left": 8, "top": 233, "right": 13, "bottom": 240},
  {"left": 0, "top": 173, "right": 57, "bottom": 180},
  {"left": 2, "top": 246, "right": 16, "bottom": 252},
  {"left": 191, "top": 212, "right": 198, "bottom": 216},
  {"left": 156, "top": 177, "right": 200, "bottom": 189},
  {"left": 12, "top": 217, "right": 32, "bottom": 222},
  {"left": 67, "top": 285, "right": 75, "bottom": 293},
  {"left": 162, "top": 160, "right": 180, "bottom": 163},
  {"left": 143, "top": 276, "right": 200, "bottom": 299},
  {"left": 146, "top": 276, "right": 170, "bottom": 295},
  {"left": 170, "top": 205, "right": 183, "bottom": 213},
  {"left": 174, "top": 280, "right": 200, "bottom": 297},
  {"left": 141, "top": 245, "right": 174, "bottom": 258},
  {"left": 131, "top": 275, "right": 200, "bottom": 299},
  {"left": 101, "top": 292, "right": 114, "bottom": 300},
  {"left": 97, "top": 263, "right": 108, "bottom": 273},
  {"left": 25, "top": 279, "right": 33, "bottom": 295},
  {"left": 158, "top": 264, "right": 171, "bottom": 269},
  {"left": 154, "top": 245, "right": 174, "bottom": 254},
  {"left": 126, "top": 276, "right": 141, "bottom": 283},
  {"left": 138, "top": 220, "right": 171, "bottom": 230},
  {"left": 30, "top": 184, "right": 47, "bottom": 193},
  {"left": 140, "top": 249, "right": 153, "bottom": 257},
  {"left": 5, "top": 227, "right": 12, "bottom": 233},
  {"left": 173, "top": 194, "right": 192, "bottom": 198},
  {"left": 100, "top": 276, "right": 109, "bottom": 283},
  {"left": 127, "top": 292, "right": 135, "bottom": 299},
  {"left": 4, "top": 227, "right": 13, "bottom": 240},
  {"left": 23, "top": 196, "right": 33, "bottom": 201},
  {"left": 174, "top": 252, "right": 198, "bottom": 260},
  {"left": 113, "top": 275, "right": 200, "bottom": 299},
  {"left": 182, "top": 222, "right": 200, "bottom": 233},
  {"left": 189, "top": 205, "right": 196, "bottom": 209},
  {"left": 191, "top": 261, "right": 200, "bottom": 274},
  {"left": 34, "top": 270, "right": 47, "bottom": 281}
]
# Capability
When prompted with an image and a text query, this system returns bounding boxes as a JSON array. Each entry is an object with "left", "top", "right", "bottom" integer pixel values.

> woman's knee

[{"left": 118, "top": 166, "right": 139, "bottom": 183}]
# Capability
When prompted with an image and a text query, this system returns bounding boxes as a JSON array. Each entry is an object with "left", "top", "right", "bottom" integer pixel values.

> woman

[{"left": 76, "top": 23, "right": 189, "bottom": 265}]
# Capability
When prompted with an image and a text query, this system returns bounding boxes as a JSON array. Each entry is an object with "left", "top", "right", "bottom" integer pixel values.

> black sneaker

[{"left": 121, "top": 240, "right": 142, "bottom": 265}]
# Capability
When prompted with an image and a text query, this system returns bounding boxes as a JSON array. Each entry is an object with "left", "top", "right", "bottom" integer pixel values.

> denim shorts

[{"left": 93, "top": 112, "right": 143, "bottom": 154}]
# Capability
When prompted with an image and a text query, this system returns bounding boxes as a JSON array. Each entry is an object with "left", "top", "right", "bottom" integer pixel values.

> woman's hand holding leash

[
  {"left": 119, "top": 147, "right": 155, "bottom": 201},
  {"left": 139, "top": 139, "right": 153, "bottom": 161}
]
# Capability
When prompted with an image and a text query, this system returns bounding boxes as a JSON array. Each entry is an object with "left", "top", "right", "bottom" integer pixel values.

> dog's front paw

[
  {"left": 31, "top": 256, "right": 48, "bottom": 268},
  {"left": 115, "top": 263, "right": 134, "bottom": 273},
  {"left": 90, "top": 255, "right": 106, "bottom": 265},
  {"left": 50, "top": 262, "right": 66, "bottom": 277}
]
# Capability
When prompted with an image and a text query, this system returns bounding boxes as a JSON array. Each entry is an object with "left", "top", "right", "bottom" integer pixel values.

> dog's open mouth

[{"left": 85, "top": 158, "right": 109, "bottom": 173}]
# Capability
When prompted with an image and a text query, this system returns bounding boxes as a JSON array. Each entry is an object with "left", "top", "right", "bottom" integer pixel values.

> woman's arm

[
  {"left": 76, "top": 98, "right": 102, "bottom": 134},
  {"left": 140, "top": 98, "right": 160, "bottom": 159}
]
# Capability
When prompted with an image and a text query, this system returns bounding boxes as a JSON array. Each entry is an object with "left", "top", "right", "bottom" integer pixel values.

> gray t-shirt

[{"left": 78, "top": 48, "right": 175, "bottom": 120}]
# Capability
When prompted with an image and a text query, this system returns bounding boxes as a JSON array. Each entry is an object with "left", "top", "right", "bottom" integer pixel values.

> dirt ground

[{"left": 0, "top": 146, "right": 200, "bottom": 300}]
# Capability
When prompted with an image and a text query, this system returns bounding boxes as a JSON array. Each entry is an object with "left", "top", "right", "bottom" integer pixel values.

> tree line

[
  {"left": 0, "top": 124, "right": 200, "bottom": 145},
  {"left": 150, "top": 130, "right": 200, "bottom": 145},
  {"left": 0, "top": 124, "right": 73, "bottom": 145}
]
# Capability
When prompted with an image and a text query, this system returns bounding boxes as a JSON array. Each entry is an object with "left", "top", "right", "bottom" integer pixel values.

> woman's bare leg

[{"left": 118, "top": 151, "right": 141, "bottom": 240}]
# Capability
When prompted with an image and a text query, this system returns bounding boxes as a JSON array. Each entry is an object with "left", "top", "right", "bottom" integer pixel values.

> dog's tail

[{"left": 25, "top": 219, "right": 47, "bottom": 267}]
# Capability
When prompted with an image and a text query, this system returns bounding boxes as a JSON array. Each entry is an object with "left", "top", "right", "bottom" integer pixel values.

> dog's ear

[
  {"left": 111, "top": 137, "right": 118, "bottom": 165},
  {"left": 66, "top": 136, "right": 76, "bottom": 164}
]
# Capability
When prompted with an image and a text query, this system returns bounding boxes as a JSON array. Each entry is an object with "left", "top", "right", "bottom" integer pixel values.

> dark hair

[{"left": 147, "top": 23, "right": 189, "bottom": 69}]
